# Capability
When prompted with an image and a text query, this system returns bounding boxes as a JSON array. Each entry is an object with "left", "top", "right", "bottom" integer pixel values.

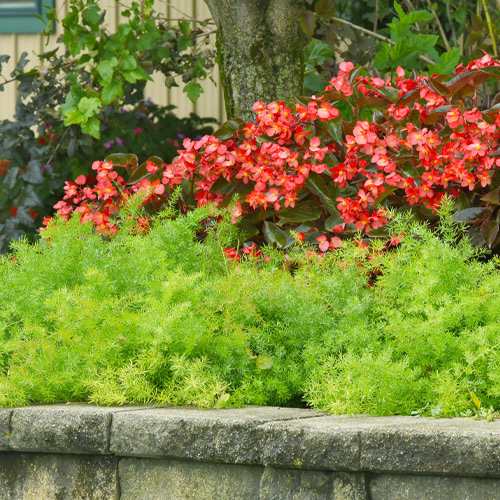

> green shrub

[{"left": 1, "top": 202, "right": 500, "bottom": 416}]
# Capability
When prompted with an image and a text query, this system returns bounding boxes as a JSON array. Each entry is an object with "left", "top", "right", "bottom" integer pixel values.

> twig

[
  {"left": 402, "top": 0, "right": 421, "bottom": 32},
  {"left": 426, "top": 0, "right": 451, "bottom": 51},
  {"left": 331, "top": 16, "right": 435, "bottom": 66},
  {"left": 332, "top": 17, "right": 393, "bottom": 44},
  {"left": 44, "top": 126, "right": 71, "bottom": 171},
  {"left": 481, "top": 0, "right": 498, "bottom": 57},
  {"left": 374, "top": 0, "right": 380, "bottom": 33},
  {"left": 156, "top": 0, "right": 197, "bottom": 21},
  {"left": 445, "top": 3, "right": 457, "bottom": 48}
]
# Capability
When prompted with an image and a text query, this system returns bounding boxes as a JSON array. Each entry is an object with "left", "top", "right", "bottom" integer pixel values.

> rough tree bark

[{"left": 203, "top": 0, "right": 305, "bottom": 122}]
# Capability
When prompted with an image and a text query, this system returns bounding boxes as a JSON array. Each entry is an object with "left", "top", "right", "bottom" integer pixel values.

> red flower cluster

[{"left": 49, "top": 52, "right": 500, "bottom": 254}]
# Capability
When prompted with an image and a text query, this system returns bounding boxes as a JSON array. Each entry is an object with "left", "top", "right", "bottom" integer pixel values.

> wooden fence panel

[
  {"left": 0, "top": 34, "right": 17, "bottom": 119},
  {"left": 0, "top": 0, "right": 223, "bottom": 123}
]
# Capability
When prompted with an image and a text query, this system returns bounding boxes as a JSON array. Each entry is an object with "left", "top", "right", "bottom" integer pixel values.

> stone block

[
  {"left": 119, "top": 457, "right": 263, "bottom": 500},
  {"left": 9, "top": 405, "right": 115, "bottom": 454},
  {"left": 259, "top": 416, "right": 360, "bottom": 471},
  {"left": 259, "top": 468, "right": 367, "bottom": 500},
  {"left": 0, "top": 409, "right": 12, "bottom": 450},
  {"left": 356, "top": 416, "right": 500, "bottom": 477},
  {"left": 370, "top": 473, "right": 500, "bottom": 500},
  {"left": 111, "top": 406, "right": 321, "bottom": 464},
  {"left": 0, "top": 451, "right": 118, "bottom": 499}
]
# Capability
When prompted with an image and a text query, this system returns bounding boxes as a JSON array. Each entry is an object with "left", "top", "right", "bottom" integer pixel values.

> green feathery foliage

[{"left": 1, "top": 201, "right": 500, "bottom": 417}]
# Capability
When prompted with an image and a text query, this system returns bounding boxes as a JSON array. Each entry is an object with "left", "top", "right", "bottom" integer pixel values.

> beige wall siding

[{"left": 0, "top": 0, "right": 225, "bottom": 123}]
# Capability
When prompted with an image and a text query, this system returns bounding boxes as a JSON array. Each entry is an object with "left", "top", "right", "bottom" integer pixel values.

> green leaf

[
  {"left": 123, "top": 67, "right": 152, "bottom": 84},
  {"left": 324, "top": 216, "right": 344, "bottom": 232},
  {"left": 479, "top": 67, "right": 500, "bottom": 79},
  {"left": 128, "top": 162, "right": 151, "bottom": 185},
  {"left": 210, "top": 176, "right": 233, "bottom": 194},
  {"left": 63, "top": 109, "right": 85, "bottom": 125},
  {"left": 82, "top": 5, "right": 101, "bottom": 28},
  {"left": 304, "top": 72, "right": 326, "bottom": 94},
  {"left": 299, "top": 10, "right": 316, "bottom": 38},
  {"left": 101, "top": 80, "right": 123, "bottom": 105},
  {"left": 481, "top": 188, "right": 500, "bottom": 205},
  {"left": 179, "top": 20, "right": 190, "bottom": 35},
  {"left": 304, "top": 40, "right": 334, "bottom": 67},
  {"left": 214, "top": 120, "right": 240, "bottom": 140},
  {"left": 256, "top": 355, "right": 273, "bottom": 370},
  {"left": 277, "top": 207, "right": 322, "bottom": 223},
  {"left": 322, "top": 198, "right": 340, "bottom": 216},
  {"left": 81, "top": 116, "right": 100, "bottom": 139},
  {"left": 480, "top": 221, "right": 499, "bottom": 249},
  {"left": 238, "top": 221, "right": 260, "bottom": 239},
  {"left": 314, "top": 0, "right": 335, "bottom": 19},
  {"left": 374, "top": 187, "right": 398, "bottom": 205},
  {"left": 375, "top": 87, "right": 399, "bottom": 103},
  {"left": 367, "top": 226, "right": 390, "bottom": 238},
  {"left": 60, "top": 91, "right": 78, "bottom": 116},
  {"left": 3, "top": 167, "right": 19, "bottom": 190},
  {"left": 263, "top": 221, "right": 288, "bottom": 248},
  {"left": 77, "top": 97, "right": 100, "bottom": 119},
  {"left": 24, "top": 160, "right": 43, "bottom": 184},
  {"left": 372, "top": 109, "right": 387, "bottom": 125},
  {"left": 355, "top": 95, "right": 390, "bottom": 108},
  {"left": 393, "top": 0, "right": 405, "bottom": 20},
  {"left": 178, "top": 35, "right": 192, "bottom": 52},
  {"left": 184, "top": 81, "right": 203, "bottom": 103},
  {"left": 446, "top": 71, "right": 477, "bottom": 97},
  {"left": 105, "top": 153, "right": 138, "bottom": 170},
  {"left": 214, "top": 393, "right": 231, "bottom": 409},
  {"left": 97, "top": 57, "right": 118, "bottom": 83},
  {"left": 400, "top": 162, "right": 420, "bottom": 179},
  {"left": 306, "top": 171, "right": 331, "bottom": 199},
  {"left": 431, "top": 48, "right": 461, "bottom": 75},
  {"left": 453, "top": 207, "right": 492, "bottom": 223},
  {"left": 428, "top": 77, "right": 451, "bottom": 96},
  {"left": 120, "top": 52, "right": 137, "bottom": 71}
]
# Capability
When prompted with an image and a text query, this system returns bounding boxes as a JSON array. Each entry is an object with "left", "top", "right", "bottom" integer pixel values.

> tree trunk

[{"left": 203, "top": 0, "right": 305, "bottom": 122}]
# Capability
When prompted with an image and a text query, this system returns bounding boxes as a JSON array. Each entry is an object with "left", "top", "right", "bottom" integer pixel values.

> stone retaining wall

[{"left": 0, "top": 405, "right": 499, "bottom": 499}]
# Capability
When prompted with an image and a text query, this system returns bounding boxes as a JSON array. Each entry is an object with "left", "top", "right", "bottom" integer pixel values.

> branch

[
  {"left": 158, "top": 0, "right": 198, "bottom": 21},
  {"left": 481, "top": 0, "right": 498, "bottom": 57},
  {"left": 425, "top": 0, "right": 451, "bottom": 52},
  {"left": 44, "top": 126, "right": 71, "bottom": 171},
  {"left": 332, "top": 17, "right": 435, "bottom": 66},
  {"left": 445, "top": 3, "right": 457, "bottom": 49}
]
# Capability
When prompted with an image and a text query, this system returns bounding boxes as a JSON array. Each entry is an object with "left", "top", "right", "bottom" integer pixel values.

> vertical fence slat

[
  {"left": 0, "top": 34, "right": 17, "bottom": 120},
  {"left": 165, "top": 0, "right": 195, "bottom": 119},
  {"left": 16, "top": 34, "right": 41, "bottom": 69},
  {"left": 192, "top": 0, "right": 223, "bottom": 124},
  {"left": 102, "top": 0, "right": 119, "bottom": 33},
  {"left": 144, "top": 0, "right": 168, "bottom": 107}
]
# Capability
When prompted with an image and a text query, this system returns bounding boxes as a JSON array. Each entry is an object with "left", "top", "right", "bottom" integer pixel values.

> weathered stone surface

[
  {"left": 119, "top": 457, "right": 263, "bottom": 500},
  {"left": 110, "top": 406, "right": 321, "bottom": 463},
  {"left": 0, "top": 409, "right": 12, "bottom": 450},
  {"left": 259, "top": 468, "right": 367, "bottom": 500},
  {"left": 259, "top": 416, "right": 360, "bottom": 471},
  {"left": 258, "top": 415, "right": 500, "bottom": 477},
  {"left": 355, "top": 416, "right": 500, "bottom": 477},
  {"left": 9, "top": 405, "right": 116, "bottom": 454},
  {"left": 370, "top": 473, "right": 500, "bottom": 500},
  {"left": 4, "top": 405, "right": 500, "bottom": 499},
  {"left": 0, "top": 451, "right": 119, "bottom": 499}
]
